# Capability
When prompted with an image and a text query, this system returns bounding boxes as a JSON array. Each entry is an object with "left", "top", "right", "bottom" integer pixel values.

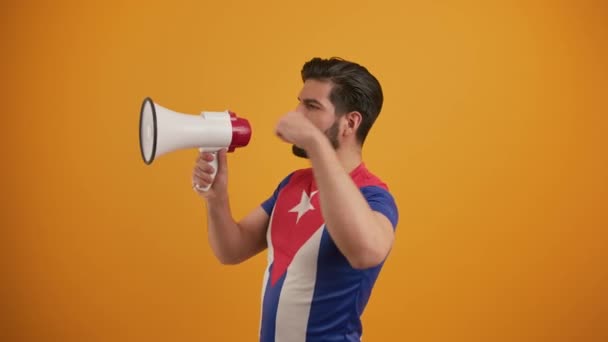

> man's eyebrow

[{"left": 298, "top": 97, "right": 324, "bottom": 107}]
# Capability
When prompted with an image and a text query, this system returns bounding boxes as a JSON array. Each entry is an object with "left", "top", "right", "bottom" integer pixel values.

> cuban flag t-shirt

[{"left": 259, "top": 163, "right": 398, "bottom": 342}]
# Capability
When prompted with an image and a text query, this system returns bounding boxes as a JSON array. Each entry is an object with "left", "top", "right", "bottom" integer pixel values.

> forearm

[
  {"left": 204, "top": 196, "right": 248, "bottom": 264},
  {"left": 306, "top": 138, "right": 392, "bottom": 268}
]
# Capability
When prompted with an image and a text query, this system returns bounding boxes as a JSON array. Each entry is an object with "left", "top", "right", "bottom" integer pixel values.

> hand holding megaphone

[
  {"left": 139, "top": 97, "right": 252, "bottom": 191},
  {"left": 192, "top": 149, "right": 225, "bottom": 195}
]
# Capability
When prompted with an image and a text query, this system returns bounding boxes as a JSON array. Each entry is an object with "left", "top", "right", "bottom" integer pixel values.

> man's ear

[{"left": 343, "top": 111, "right": 362, "bottom": 137}]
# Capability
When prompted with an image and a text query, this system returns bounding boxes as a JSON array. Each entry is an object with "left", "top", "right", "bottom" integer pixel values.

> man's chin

[{"left": 292, "top": 145, "right": 309, "bottom": 159}]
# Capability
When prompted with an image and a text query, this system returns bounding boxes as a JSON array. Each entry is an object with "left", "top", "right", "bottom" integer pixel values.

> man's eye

[{"left": 307, "top": 104, "right": 319, "bottom": 110}]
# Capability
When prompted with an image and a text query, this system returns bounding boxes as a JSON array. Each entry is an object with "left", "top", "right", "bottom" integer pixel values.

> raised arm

[{"left": 193, "top": 150, "right": 268, "bottom": 264}]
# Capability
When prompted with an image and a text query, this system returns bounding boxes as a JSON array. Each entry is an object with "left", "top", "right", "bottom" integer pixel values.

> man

[{"left": 192, "top": 57, "right": 398, "bottom": 342}]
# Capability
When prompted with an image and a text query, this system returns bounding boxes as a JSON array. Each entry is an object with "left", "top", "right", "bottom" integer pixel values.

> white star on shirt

[{"left": 289, "top": 190, "right": 319, "bottom": 223}]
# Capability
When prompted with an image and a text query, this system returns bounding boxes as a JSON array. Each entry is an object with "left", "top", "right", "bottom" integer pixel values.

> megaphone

[{"left": 139, "top": 97, "right": 252, "bottom": 190}]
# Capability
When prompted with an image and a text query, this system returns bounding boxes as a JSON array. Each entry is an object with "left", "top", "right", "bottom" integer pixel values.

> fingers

[
  {"left": 195, "top": 160, "right": 215, "bottom": 174},
  {"left": 193, "top": 152, "right": 216, "bottom": 189},
  {"left": 193, "top": 166, "right": 214, "bottom": 180},
  {"left": 197, "top": 151, "right": 215, "bottom": 163},
  {"left": 193, "top": 170, "right": 214, "bottom": 184},
  {"left": 195, "top": 151, "right": 215, "bottom": 168},
  {"left": 275, "top": 131, "right": 289, "bottom": 143},
  {"left": 274, "top": 120, "right": 289, "bottom": 143}
]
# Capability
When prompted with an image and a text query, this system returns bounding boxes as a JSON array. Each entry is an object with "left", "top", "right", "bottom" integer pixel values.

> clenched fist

[
  {"left": 275, "top": 111, "right": 323, "bottom": 151},
  {"left": 192, "top": 149, "right": 228, "bottom": 200}
]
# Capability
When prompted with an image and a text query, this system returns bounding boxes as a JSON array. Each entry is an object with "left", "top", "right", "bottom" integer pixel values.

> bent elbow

[
  {"left": 348, "top": 257, "right": 384, "bottom": 270},
  {"left": 214, "top": 251, "right": 243, "bottom": 265},
  {"left": 217, "top": 256, "right": 239, "bottom": 265},
  {"left": 347, "top": 248, "right": 389, "bottom": 270}
]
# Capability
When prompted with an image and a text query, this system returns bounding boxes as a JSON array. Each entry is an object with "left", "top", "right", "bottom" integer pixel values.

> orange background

[{"left": 2, "top": 0, "right": 607, "bottom": 341}]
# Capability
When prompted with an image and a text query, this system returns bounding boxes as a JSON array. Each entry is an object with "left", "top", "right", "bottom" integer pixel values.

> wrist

[
  {"left": 204, "top": 192, "right": 229, "bottom": 207},
  {"left": 303, "top": 130, "right": 331, "bottom": 157}
]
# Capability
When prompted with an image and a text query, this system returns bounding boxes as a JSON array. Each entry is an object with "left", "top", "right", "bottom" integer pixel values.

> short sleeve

[
  {"left": 261, "top": 173, "right": 294, "bottom": 216},
  {"left": 360, "top": 186, "right": 399, "bottom": 229}
]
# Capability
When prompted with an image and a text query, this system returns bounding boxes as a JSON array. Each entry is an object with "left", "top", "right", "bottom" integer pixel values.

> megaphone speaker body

[{"left": 139, "top": 97, "right": 252, "bottom": 190}]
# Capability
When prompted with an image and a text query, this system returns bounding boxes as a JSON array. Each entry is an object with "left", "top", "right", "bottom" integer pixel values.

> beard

[{"left": 292, "top": 120, "right": 340, "bottom": 159}]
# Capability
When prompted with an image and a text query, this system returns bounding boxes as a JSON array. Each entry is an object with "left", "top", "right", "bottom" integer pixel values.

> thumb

[{"left": 216, "top": 148, "right": 228, "bottom": 175}]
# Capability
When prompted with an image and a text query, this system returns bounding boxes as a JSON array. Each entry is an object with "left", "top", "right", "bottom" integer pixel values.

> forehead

[{"left": 299, "top": 79, "right": 334, "bottom": 102}]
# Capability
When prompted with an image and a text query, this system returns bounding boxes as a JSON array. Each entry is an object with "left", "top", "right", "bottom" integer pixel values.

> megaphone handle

[{"left": 196, "top": 149, "right": 218, "bottom": 192}]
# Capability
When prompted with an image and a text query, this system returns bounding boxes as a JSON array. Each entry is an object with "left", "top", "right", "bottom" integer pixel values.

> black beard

[
  {"left": 292, "top": 145, "right": 309, "bottom": 158},
  {"left": 291, "top": 121, "right": 341, "bottom": 159}
]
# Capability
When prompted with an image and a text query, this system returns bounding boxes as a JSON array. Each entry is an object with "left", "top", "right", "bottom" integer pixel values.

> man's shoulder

[
  {"left": 356, "top": 164, "right": 399, "bottom": 227},
  {"left": 352, "top": 163, "right": 390, "bottom": 191},
  {"left": 289, "top": 167, "right": 314, "bottom": 182}
]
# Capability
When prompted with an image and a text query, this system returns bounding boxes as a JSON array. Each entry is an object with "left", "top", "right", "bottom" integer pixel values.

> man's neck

[{"left": 336, "top": 146, "right": 363, "bottom": 174}]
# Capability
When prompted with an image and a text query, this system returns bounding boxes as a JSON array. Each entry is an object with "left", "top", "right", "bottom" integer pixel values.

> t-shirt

[{"left": 259, "top": 163, "right": 398, "bottom": 342}]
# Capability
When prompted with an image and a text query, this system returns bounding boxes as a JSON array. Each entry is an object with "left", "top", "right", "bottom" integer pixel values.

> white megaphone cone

[{"left": 139, "top": 97, "right": 252, "bottom": 191}]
